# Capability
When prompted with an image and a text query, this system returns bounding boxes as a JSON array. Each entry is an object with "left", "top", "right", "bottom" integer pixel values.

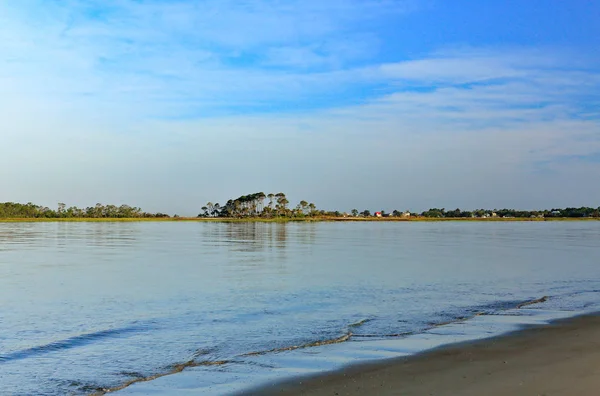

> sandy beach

[{"left": 247, "top": 314, "right": 600, "bottom": 396}]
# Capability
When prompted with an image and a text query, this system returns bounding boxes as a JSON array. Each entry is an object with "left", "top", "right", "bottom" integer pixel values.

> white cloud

[
  {"left": 1, "top": 2, "right": 599, "bottom": 213},
  {"left": 0, "top": 1, "right": 416, "bottom": 116}
]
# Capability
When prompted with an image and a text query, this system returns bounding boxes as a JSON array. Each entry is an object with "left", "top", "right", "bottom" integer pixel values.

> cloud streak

[{"left": 1, "top": 1, "right": 599, "bottom": 213}]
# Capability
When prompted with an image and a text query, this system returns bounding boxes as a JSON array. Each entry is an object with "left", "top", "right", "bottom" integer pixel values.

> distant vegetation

[
  {"left": 199, "top": 192, "right": 600, "bottom": 219},
  {"left": 199, "top": 192, "right": 326, "bottom": 218},
  {"left": 417, "top": 207, "right": 600, "bottom": 219},
  {"left": 0, "top": 202, "right": 169, "bottom": 219},
  {"left": 1, "top": 195, "right": 599, "bottom": 220}
]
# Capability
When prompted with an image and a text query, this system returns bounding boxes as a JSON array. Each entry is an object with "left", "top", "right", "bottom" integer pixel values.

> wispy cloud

[
  {"left": 0, "top": 1, "right": 414, "bottom": 115},
  {"left": 1, "top": 1, "right": 599, "bottom": 212}
]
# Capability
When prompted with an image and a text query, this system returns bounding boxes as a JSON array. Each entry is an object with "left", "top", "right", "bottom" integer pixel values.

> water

[{"left": 1, "top": 221, "right": 599, "bottom": 395}]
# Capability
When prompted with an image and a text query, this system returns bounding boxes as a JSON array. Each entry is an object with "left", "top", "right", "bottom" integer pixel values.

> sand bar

[{"left": 245, "top": 314, "right": 600, "bottom": 396}]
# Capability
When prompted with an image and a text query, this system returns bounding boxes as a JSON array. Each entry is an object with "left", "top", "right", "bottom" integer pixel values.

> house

[
  {"left": 401, "top": 211, "right": 411, "bottom": 218},
  {"left": 375, "top": 211, "right": 382, "bottom": 217}
]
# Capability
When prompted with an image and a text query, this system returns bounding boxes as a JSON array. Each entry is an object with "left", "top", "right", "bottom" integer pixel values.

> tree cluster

[
  {"left": 199, "top": 192, "right": 319, "bottom": 218},
  {"left": 0, "top": 202, "right": 169, "bottom": 219}
]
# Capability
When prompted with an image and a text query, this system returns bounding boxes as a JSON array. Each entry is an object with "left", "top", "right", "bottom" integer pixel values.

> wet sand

[{"left": 247, "top": 314, "right": 600, "bottom": 396}]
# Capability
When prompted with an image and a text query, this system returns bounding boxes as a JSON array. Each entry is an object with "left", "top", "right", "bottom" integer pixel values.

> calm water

[{"left": 1, "top": 221, "right": 599, "bottom": 395}]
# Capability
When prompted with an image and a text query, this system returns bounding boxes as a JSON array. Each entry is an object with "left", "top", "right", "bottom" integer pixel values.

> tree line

[
  {"left": 201, "top": 193, "right": 599, "bottom": 219},
  {"left": 416, "top": 207, "right": 600, "bottom": 218},
  {"left": 2, "top": 198, "right": 599, "bottom": 219},
  {"left": 0, "top": 202, "right": 169, "bottom": 218},
  {"left": 349, "top": 207, "right": 599, "bottom": 218}
]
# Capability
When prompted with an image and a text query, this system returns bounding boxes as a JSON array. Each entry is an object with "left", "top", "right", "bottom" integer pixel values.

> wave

[
  {"left": 89, "top": 359, "right": 231, "bottom": 395},
  {"left": 354, "top": 296, "right": 549, "bottom": 339},
  {"left": 0, "top": 324, "right": 147, "bottom": 363},
  {"left": 242, "top": 332, "right": 352, "bottom": 357},
  {"left": 86, "top": 295, "right": 550, "bottom": 395},
  {"left": 517, "top": 296, "right": 548, "bottom": 308}
]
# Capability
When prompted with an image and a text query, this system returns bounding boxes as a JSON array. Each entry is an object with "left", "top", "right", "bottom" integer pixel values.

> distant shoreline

[
  {"left": 3, "top": 197, "right": 599, "bottom": 221},
  {"left": 1, "top": 217, "right": 598, "bottom": 223}
]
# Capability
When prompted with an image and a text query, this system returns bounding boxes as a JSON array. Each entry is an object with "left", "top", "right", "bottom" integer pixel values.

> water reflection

[
  {"left": 201, "top": 222, "right": 289, "bottom": 252},
  {"left": 201, "top": 223, "right": 292, "bottom": 285},
  {"left": 0, "top": 223, "right": 45, "bottom": 250},
  {"left": 0, "top": 222, "right": 142, "bottom": 252}
]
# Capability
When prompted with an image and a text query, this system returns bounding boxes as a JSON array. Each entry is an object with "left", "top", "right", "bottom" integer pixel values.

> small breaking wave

[
  {"left": 90, "top": 324, "right": 360, "bottom": 394},
  {"left": 517, "top": 295, "right": 548, "bottom": 308},
  {"left": 242, "top": 331, "right": 352, "bottom": 357},
  {"left": 348, "top": 318, "right": 372, "bottom": 328},
  {"left": 89, "top": 359, "right": 231, "bottom": 395},
  {"left": 87, "top": 295, "right": 550, "bottom": 395},
  {"left": 0, "top": 325, "right": 148, "bottom": 363},
  {"left": 354, "top": 296, "right": 550, "bottom": 339}
]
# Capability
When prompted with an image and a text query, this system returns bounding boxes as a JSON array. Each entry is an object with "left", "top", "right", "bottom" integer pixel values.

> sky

[{"left": 1, "top": 0, "right": 599, "bottom": 215}]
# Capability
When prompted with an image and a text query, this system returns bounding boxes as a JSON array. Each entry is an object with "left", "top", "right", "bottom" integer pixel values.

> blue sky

[{"left": 1, "top": 0, "right": 599, "bottom": 214}]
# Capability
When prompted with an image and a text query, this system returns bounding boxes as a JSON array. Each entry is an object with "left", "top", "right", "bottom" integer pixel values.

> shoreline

[
  {"left": 1, "top": 217, "right": 598, "bottom": 223},
  {"left": 108, "top": 301, "right": 595, "bottom": 396},
  {"left": 243, "top": 313, "right": 600, "bottom": 396}
]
